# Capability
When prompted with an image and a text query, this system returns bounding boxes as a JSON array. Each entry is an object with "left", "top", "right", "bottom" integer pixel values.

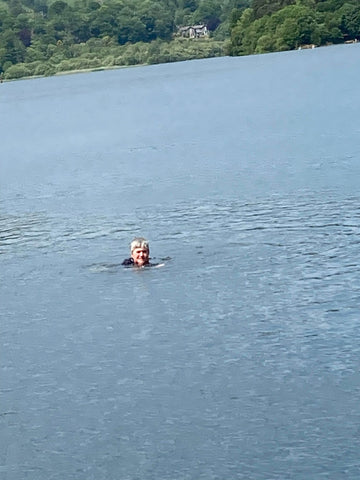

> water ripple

[{"left": 1, "top": 193, "right": 359, "bottom": 265}]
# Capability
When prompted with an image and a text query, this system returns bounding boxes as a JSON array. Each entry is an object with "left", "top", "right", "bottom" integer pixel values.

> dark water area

[{"left": 1, "top": 44, "right": 360, "bottom": 479}]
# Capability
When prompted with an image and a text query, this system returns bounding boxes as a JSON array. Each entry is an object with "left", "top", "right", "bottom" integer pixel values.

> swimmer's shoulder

[{"left": 122, "top": 258, "right": 134, "bottom": 266}]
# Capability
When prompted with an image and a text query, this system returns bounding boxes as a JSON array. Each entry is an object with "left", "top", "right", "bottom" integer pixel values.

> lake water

[{"left": 1, "top": 44, "right": 360, "bottom": 479}]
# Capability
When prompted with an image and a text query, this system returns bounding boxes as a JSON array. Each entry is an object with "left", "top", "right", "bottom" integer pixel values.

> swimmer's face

[{"left": 131, "top": 247, "right": 150, "bottom": 266}]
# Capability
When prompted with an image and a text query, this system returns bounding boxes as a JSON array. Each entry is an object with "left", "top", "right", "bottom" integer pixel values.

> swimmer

[{"left": 122, "top": 237, "right": 164, "bottom": 268}]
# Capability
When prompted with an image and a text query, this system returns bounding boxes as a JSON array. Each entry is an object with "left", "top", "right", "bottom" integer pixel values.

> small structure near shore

[{"left": 177, "top": 24, "right": 208, "bottom": 39}]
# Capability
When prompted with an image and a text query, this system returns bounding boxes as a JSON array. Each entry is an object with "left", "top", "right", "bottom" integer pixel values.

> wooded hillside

[
  {"left": 1, "top": 0, "right": 359, "bottom": 80},
  {"left": 0, "top": 0, "right": 248, "bottom": 79},
  {"left": 228, "top": 0, "right": 360, "bottom": 55}
]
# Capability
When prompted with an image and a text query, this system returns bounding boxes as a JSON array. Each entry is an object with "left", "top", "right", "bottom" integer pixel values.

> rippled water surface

[{"left": 1, "top": 44, "right": 360, "bottom": 480}]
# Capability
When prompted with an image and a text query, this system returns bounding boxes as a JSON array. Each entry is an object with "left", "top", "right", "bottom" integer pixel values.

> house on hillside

[{"left": 178, "top": 24, "right": 208, "bottom": 39}]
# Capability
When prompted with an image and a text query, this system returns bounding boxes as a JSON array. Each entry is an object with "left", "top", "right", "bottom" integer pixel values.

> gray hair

[{"left": 130, "top": 237, "right": 149, "bottom": 252}]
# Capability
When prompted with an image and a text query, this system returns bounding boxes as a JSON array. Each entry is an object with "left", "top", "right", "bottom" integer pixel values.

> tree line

[
  {"left": 228, "top": 0, "right": 360, "bottom": 55},
  {"left": 0, "top": 0, "right": 248, "bottom": 79},
  {"left": 1, "top": 0, "right": 359, "bottom": 80}
]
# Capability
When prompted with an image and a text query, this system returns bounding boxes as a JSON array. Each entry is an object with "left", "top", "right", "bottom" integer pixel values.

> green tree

[
  {"left": 90, "top": 3, "right": 120, "bottom": 37},
  {"left": 138, "top": 1, "right": 174, "bottom": 40},
  {"left": 4, "top": 62, "right": 31, "bottom": 78},
  {"left": 48, "top": 0, "right": 70, "bottom": 17},
  {"left": 0, "top": 30, "right": 26, "bottom": 65},
  {"left": 251, "top": 0, "right": 295, "bottom": 19},
  {"left": 339, "top": 3, "right": 360, "bottom": 39},
  {"left": 0, "top": 7, "right": 14, "bottom": 33},
  {"left": 8, "top": 0, "right": 25, "bottom": 15},
  {"left": 255, "top": 33, "right": 274, "bottom": 52},
  {"left": 193, "top": 0, "right": 222, "bottom": 29},
  {"left": 229, "top": 7, "right": 254, "bottom": 54}
]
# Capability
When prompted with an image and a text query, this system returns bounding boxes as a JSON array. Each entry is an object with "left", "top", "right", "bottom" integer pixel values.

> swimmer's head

[
  {"left": 130, "top": 237, "right": 149, "bottom": 253},
  {"left": 130, "top": 237, "right": 150, "bottom": 266}
]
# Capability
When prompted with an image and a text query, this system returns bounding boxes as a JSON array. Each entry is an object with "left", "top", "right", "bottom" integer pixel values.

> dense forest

[
  {"left": 229, "top": 0, "right": 360, "bottom": 55},
  {"left": 0, "top": 0, "right": 249, "bottom": 79},
  {"left": 0, "top": 0, "right": 359, "bottom": 80}
]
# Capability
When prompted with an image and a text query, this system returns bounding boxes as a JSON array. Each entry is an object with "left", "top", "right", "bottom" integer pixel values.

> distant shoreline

[{"left": 1, "top": 40, "right": 359, "bottom": 84}]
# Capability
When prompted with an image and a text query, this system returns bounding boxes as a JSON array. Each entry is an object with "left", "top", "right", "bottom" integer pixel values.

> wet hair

[{"left": 130, "top": 237, "right": 149, "bottom": 253}]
